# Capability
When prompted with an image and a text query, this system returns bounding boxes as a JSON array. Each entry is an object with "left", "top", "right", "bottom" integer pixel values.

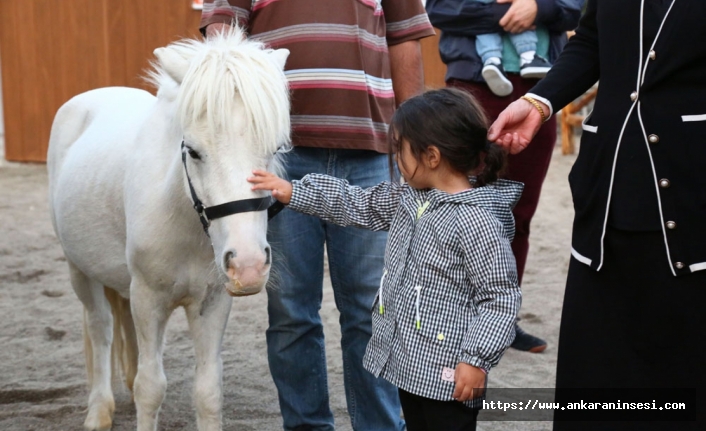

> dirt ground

[{"left": 0, "top": 136, "right": 577, "bottom": 431}]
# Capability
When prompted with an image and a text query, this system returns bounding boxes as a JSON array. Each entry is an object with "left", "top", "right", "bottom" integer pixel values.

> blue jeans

[
  {"left": 476, "top": 32, "right": 538, "bottom": 63},
  {"left": 266, "top": 147, "right": 404, "bottom": 431},
  {"left": 473, "top": 0, "right": 538, "bottom": 65}
]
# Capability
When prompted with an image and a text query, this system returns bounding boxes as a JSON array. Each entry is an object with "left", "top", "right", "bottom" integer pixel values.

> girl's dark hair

[{"left": 388, "top": 87, "right": 506, "bottom": 187}]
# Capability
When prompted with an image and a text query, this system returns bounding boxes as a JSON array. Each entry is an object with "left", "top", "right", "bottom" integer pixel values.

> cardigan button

[
  {"left": 630, "top": 91, "right": 638, "bottom": 101},
  {"left": 675, "top": 262, "right": 685, "bottom": 269},
  {"left": 648, "top": 134, "right": 660, "bottom": 144},
  {"left": 659, "top": 178, "right": 671, "bottom": 188},
  {"left": 666, "top": 221, "right": 676, "bottom": 230},
  {"left": 649, "top": 50, "right": 656, "bottom": 60},
  {"left": 437, "top": 333, "right": 445, "bottom": 341}
]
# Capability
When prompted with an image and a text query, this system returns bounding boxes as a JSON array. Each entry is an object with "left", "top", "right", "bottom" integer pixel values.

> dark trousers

[
  {"left": 554, "top": 227, "right": 706, "bottom": 430},
  {"left": 399, "top": 389, "right": 479, "bottom": 431},
  {"left": 448, "top": 76, "right": 557, "bottom": 284}
]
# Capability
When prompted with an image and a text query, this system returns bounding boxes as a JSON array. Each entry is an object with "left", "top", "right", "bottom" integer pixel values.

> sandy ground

[{"left": 0, "top": 134, "right": 577, "bottom": 431}]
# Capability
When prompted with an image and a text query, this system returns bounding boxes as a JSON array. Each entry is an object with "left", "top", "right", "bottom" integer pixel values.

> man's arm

[
  {"left": 388, "top": 40, "right": 425, "bottom": 107},
  {"left": 426, "top": 0, "right": 510, "bottom": 36},
  {"left": 535, "top": 0, "right": 584, "bottom": 33},
  {"left": 498, "top": 0, "right": 583, "bottom": 35}
]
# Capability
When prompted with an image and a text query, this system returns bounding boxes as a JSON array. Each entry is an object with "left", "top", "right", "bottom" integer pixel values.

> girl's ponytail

[
  {"left": 388, "top": 88, "right": 508, "bottom": 187},
  {"left": 476, "top": 142, "right": 506, "bottom": 187}
]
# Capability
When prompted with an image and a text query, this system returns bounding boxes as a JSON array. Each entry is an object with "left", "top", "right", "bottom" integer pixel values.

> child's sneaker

[
  {"left": 520, "top": 54, "right": 552, "bottom": 79},
  {"left": 511, "top": 324, "right": 547, "bottom": 353},
  {"left": 482, "top": 58, "right": 513, "bottom": 97}
]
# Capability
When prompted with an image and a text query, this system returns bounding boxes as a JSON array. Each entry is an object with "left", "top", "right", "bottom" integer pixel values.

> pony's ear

[
  {"left": 153, "top": 47, "right": 191, "bottom": 84},
  {"left": 270, "top": 48, "right": 290, "bottom": 71}
]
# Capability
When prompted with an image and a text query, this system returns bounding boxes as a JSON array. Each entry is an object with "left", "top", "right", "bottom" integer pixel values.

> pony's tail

[{"left": 86, "top": 288, "right": 138, "bottom": 393}]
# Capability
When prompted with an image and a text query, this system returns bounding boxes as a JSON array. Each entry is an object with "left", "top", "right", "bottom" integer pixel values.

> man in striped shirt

[{"left": 200, "top": 1, "right": 434, "bottom": 430}]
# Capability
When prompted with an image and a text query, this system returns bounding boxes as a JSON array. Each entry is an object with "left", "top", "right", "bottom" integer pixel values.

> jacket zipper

[{"left": 414, "top": 285, "right": 423, "bottom": 330}]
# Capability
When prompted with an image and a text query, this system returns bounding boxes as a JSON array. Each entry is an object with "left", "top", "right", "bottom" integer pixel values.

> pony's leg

[
  {"left": 69, "top": 262, "right": 115, "bottom": 431},
  {"left": 185, "top": 285, "right": 233, "bottom": 431},
  {"left": 130, "top": 280, "right": 171, "bottom": 431}
]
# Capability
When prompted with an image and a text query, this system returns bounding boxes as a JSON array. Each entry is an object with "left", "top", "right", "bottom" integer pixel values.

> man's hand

[
  {"left": 248, "top": 170, "right": 293, "bottom": 204},
  {"left": 487, "top": 98, "right": 546, "bottom": 154},
  {"left": 498, "top": 0, "right": 538, "bottom": 34},
  {"left": 206, "top": 23, "right": 232, "bottom": 38},
  {"left": 453, "top": 363, "right": 486, "bottom": 402}
]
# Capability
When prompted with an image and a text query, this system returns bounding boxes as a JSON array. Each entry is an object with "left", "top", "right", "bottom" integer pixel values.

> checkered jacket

[{"left": 289, "top": 174, "right": 523, "bottom": 406}]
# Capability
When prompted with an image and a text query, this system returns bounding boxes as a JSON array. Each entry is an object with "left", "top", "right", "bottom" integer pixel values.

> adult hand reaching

[
  {"left": 487, "top": 98, "right": 545, "bottom": 154},
  {"left": 498, "top": 0, "right": 538, "bottom": 34}
]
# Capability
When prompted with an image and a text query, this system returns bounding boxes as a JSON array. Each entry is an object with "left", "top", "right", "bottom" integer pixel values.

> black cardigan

[{"left": 531, "top": 0, "right": 706, "bottom": 277}]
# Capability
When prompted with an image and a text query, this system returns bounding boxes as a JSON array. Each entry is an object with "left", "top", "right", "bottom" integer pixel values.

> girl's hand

[
  {"left": 452, "top": 363, "right": 486, "bottom": 401},
  {"left": 248, "top": 170, "right": 293, "bottom": 205}
]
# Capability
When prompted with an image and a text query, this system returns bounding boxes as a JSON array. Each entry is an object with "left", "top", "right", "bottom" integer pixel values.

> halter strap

[{"left": 181, "top": 141, "right": 283, "bottom": 236}]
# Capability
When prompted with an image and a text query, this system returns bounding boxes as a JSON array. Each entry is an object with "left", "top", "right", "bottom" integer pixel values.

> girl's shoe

[{"left": 511, "top": 324, "right": 547, "bottom": 353}]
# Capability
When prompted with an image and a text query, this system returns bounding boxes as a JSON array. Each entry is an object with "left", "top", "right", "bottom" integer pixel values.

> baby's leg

[
  {"left": 476, "top": 32, "right": 513, "bottom": 97},
  {"left": 510, "top": 30, "right": 552, "bottom": 78}
]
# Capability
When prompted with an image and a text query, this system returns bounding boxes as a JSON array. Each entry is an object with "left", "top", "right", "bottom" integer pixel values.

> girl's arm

[
  {"left": 458, "top": 209, "right": 522, "bottom": 372},
  {"left": 249, "top": 170, "right": 403, "bottom": 231}
]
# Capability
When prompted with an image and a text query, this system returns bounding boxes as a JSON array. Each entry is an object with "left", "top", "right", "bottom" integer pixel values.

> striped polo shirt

[{"left": 200, "top": 0, "right": 434, "bottom": 153}]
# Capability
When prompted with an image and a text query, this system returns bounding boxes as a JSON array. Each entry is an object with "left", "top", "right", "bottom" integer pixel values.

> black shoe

[
  {"left": 482, "top": 61, "right": 513, "bottom": 97},
  {"left": 511, "top": 324, "right": 547, "bottom": 353},
  {"left": 519, "top": 54, "right": 552, "bottom": 79}
]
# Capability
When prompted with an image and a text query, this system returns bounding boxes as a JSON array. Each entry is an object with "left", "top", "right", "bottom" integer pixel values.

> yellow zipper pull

[{"left": 416, "top": 200, "right": 430, "bottom": 220}]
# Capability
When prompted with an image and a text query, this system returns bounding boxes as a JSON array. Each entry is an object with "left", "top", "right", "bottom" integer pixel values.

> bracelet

[{"left": 521, "top": 95, "right": 548, "bottom": 123}]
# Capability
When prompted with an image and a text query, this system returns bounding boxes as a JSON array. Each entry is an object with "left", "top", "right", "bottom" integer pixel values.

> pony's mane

[{"left": 147, "top": 28, "right": 291, "bottom": 155}]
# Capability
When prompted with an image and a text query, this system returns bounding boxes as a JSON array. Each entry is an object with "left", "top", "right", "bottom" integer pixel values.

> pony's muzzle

[{"left": 223, "top": 248, "right": 270, "bottom": 296}]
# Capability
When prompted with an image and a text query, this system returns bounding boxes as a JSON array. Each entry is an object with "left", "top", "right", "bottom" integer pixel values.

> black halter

[{"left": 181, "top": 141, "right": 284, "bottom": 235}]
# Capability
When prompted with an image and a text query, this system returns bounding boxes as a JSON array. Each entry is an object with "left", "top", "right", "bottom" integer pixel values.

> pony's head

[{"left": 150, "top": 28, "right": 290, "bottom": 296}]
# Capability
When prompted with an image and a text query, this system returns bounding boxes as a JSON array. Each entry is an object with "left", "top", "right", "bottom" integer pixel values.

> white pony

[{"left": 47, "top": 29, "right": 290, "bottom": 431}]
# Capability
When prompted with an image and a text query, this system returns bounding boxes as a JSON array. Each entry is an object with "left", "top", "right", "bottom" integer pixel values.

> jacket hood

[{"left": 428, "top": 179, "right": 524, "bottom": 239}]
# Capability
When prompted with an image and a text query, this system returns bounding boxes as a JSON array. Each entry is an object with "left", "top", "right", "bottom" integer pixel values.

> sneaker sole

[
  {"left": 520, "top": 67, "right": 551, "bottom": 79},
  {"left": 528, "top": 344, "right": 547, "bottom": 353},
  {"left": 482, "top": 67, "right": 513, "bottom": 97}
]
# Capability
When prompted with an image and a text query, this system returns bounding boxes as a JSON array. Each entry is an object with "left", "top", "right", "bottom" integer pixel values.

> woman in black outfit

[{"left": 488, "top": 1, "right": 706, "bottom": 429}]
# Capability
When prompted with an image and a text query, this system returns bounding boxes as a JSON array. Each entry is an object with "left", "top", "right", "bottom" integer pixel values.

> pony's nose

[
  {"left": 223, "top": 247, "right": 270, "bottom": 290},
  {"left": 224, "top": 250, "right": 236, "bottom": 271},
  {"left": 223, "top": 248, "right": 271, "bottom": 272}
]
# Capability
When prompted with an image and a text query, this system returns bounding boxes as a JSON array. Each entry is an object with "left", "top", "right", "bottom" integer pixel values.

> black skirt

[{"left": 553, "top": 227, "right": 706, "bottom": 431}]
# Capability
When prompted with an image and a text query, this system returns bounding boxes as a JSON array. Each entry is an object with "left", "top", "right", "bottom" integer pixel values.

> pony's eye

[{"left": 187, "top": 148, "right": 201, "bottom": 160}]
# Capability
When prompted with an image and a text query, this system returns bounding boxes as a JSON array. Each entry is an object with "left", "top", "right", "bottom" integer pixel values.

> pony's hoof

[{"left": 84, "top": 403, "right": 114, "bottom": 431}]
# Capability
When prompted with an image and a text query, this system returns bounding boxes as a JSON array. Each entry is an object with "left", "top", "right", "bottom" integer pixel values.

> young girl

[{"left": 249, "top": 88, "right": 522, "bottom": 431}]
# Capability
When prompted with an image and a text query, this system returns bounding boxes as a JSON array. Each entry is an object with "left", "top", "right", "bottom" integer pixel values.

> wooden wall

[
  {"left": 0, "top": 2, "right": 446, "bottom": 162},
  {"left": 0, "top": 0, "right": 202, "bottom": 162},
  {"left": 421, "top": 31, "right": 447, "bottom": 90}
]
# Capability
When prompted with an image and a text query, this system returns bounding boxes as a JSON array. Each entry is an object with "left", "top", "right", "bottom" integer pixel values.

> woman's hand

[
  {"left": 487, "top": 98, "right": 546, "bottom": 154},
  {"left": 453, "top": 363, "right": 487, "bottom": 401},
  {"left": 248, "top": 170, "right": 293, "bottom": 205}
]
